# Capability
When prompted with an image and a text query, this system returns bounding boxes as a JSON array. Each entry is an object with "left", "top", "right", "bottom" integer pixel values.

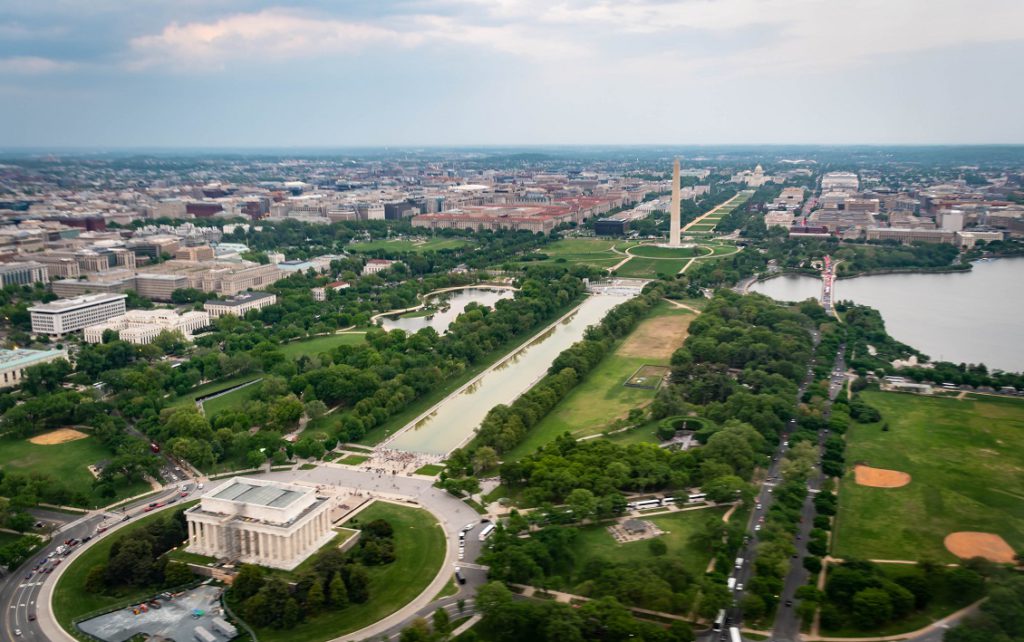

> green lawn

[
  {"left": 337, "top": 455, "right": 369, "bottom": 466},
  {"left": 414, "top": 464, "right": 445, "bottom": 476},
  {"left": 278, "top": 333, "right": 366, "bottom": 359},
  {"left": 201, "top": 381, "right": 263, "bottom": 418},
  {"left": 167, "top": 373, "right": 262, "bottom": 409},
  {"left": 627, "top": 245, "right": 708, "bottom": 259},
  {"left": 251, "top": 502, "right": 446, "bottom": 642},
  {"left": 615, "top": 257, "right": 689, "bottom": 278},
  {"left": 560, "top": 506, "right": 728, "bottom": 587},
  {"left": 505, "top": 353, "right": 653, "bottom": 459},
  {"left": 526, "top": 239, "right": 622, "bottom": 269},
  {"left": 505, "top": 303, "right": 692, "bottom": 460},
  {"left": 833, "top": 391, "right": 1024, "bottom": 561},
  {"left": 53, "top": 502, "right": 197, "bottom": 635},
  {"left": 602, "top": 421, "right": 662, "bottom": 446},
  {"left": 347, "top": 238, "right": 471, "bottom": 253},
  {"left": 0, "top": 435, "right": 150, "bottom": 508}
]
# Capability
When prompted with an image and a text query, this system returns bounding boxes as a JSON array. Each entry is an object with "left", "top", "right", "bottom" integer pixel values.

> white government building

[
  {"left": 83, "top": 309, "right": 210, "bottom": 345},
  {"left": 185, "top": 478, "right": 335, "bottom": 570},
  {"left": 28, "top": 292, "right": 127, "bottom": 336}
]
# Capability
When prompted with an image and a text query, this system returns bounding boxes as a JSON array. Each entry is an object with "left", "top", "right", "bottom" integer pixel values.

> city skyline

[{"left": 1, "top": 0, "right": 1023, "bottom": 148}]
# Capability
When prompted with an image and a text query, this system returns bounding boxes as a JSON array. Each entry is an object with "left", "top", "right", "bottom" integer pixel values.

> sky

[{"left": 1, "top": 0, "right": 1022, "bottom": 148}]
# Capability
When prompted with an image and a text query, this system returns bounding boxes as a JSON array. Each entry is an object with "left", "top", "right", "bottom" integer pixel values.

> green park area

[
  {"left": 505, "top": 302, "right": 693, "bottom": 460},
  {"left": 53, "top": 502, "right": 197, "bottom": 637},
  {"left": 346, "top": 238, "right": 471, "bottom": 253},
  {"left": 563, "top": 505, "right": 729, "bottom": 584},
  {"left": 250, "top": 501, "right": 446, "bottom": 642},
  {"left": 277, "top": 332, "right": 367, "bottom": 359},
  {"left": 627, "top": 245, "right": 709, "bottom": 259},
  {"left": 0, "top": 434, "right": 150, "bottom": 508},
  {"left": 833, "top": 391, "right": 1024, "bottom": 562},
  {"left": 615, "top": 257, "right": 689, "bottom": 278},
  {"left": 531, "top": 238, "right": 623, "bottom": 269},
  {"left": 172, "top": 333, "right": 367, "bottom": 417}
]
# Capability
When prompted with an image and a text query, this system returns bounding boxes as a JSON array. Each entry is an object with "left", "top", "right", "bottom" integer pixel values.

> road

[
  {"left": 699, "top": 330, "right": 822, "bottom": 640},
  {"left": 0, "top": 482, "right": 189, "bottom": 641},
  {"left": 770, "top": 343, "right": 845, "bottom": 642},
  {"left": 17, "top": 462, "right": 486, "bottom": 642},
  {"left": 251, "top": 465, "right": 485, "bottom": 641}
]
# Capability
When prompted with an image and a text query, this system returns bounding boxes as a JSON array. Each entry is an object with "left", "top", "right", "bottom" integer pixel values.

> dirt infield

[
  {"left": 618, "top": 314, "right": 693, "bottom": 360},
  {"left": 29, "top": 428, "right": 89, "bottom": 445},
  {"left": 853, "top": 464, "right": 911, "bottom": 488},
  {"left": 944, "top": 531, "right": 1016, "bottom": 563}
]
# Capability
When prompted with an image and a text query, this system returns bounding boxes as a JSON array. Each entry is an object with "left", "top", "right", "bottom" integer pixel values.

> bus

[
  {"left": 478, "top": 523, "right": 496, "bottom": 541},
  {"left": 687, "top": 492, "right": 707, "bottom": 503},
  {"left": 712, "top": 610, "right": 726, "bottom": 631},
  {"left": 729, "top": 626, "right": 742, "bottom": 642},
  {"left": 633, "top": 499, "right": 661, "bottom": 510},
  {"left": 660, "top": 497, "right": 677, "bottom": 506}
]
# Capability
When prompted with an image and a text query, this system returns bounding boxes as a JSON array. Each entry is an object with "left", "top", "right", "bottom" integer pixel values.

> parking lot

[{"left": 77, "top": 584, "right": 235, "bottom": 642}]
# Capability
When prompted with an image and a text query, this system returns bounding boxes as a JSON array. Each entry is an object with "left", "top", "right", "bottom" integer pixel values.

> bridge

[{"left": 821, "top": 254, "right": 835, "bottom": 314}]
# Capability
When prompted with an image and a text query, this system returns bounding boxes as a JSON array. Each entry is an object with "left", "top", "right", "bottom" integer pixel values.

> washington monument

[{"left": 669, "top": 158, "right": 681, "bottom": 246}]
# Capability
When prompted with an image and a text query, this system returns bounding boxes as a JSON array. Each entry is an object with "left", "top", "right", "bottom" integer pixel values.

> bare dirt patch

[
  {"left": 618, "top": 314, "right": 693, "bottom": 360},
  {"left": 29, "top": 427, "right": 88, "bottom": 445},
  {"left": 854, "top": 464, "right": 911, "bottom": 488},
  {"left": 944, "top": 531, "right": 1016, "bottom": 563}
]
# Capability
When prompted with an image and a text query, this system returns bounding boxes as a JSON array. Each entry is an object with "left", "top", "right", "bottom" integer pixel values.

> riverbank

[{"left": 749, "top": 257, "right": 1024, "bottom": 371}]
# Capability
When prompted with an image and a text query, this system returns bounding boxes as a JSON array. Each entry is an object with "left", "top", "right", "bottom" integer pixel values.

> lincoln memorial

[{"left": 185, "top": 478, "right": 335, "bottom": 570}]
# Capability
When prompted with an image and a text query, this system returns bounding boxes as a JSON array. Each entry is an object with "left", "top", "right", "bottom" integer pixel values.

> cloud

[
  {"left": 127, "top": 6, "right": 581, "bottom": 71},
  {"left": 431, "top": 0, "right": 1024, "bottom": 71},
  {"left": 128, "top": 9, "right": 420, "bottom": 70},
  {"left": 0, "top": 56, "right": 76, "bottom": 74}
]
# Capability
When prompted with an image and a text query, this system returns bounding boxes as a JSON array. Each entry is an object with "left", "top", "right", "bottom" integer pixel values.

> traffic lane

[
  {"left": 1, "top": 514, "right": 103, "bottom": 641},
  {"left": 5, "top": 483, "right": 187, "bottom": 642}
]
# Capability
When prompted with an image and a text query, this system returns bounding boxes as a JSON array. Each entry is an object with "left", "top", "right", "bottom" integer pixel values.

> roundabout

[{"left": 40, "top": 464, "right": 484, "bottom": 642}]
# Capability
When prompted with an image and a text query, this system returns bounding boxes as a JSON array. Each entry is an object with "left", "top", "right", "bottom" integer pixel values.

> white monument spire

[{"left": 670, "top": 158, "right": 681, "bottom": 247}]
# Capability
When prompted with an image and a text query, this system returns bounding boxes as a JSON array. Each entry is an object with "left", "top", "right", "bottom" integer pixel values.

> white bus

[
  {"left": 660, "top": 497, "right": 677, "bottom": 506},
  {"left": 687, "top": 492, "right": 707, "bottom": 503},
  {"left": 478, "top": 523, "right": 496, "bottom": 541},
  {"left": 633, "top": 499, "right": 661, "bottom": 510},
  {"left": 712, "top": 610, "right": 726, "bottom": 631},
  {"left": 729, "top": 626, "right": 742, "bottom": 642}
]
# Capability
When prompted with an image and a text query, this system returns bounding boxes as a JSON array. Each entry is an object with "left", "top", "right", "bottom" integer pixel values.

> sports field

[
  {"left": 346, "top": 238, "right": 470, "bottom": 253},
  {"left": 0, "top": 434, "right": 150, "bottom": 507},
  {"left": 505, "top": 302, "right": 693, "bottom": 459},
  {"left": 833, "top": 391, "right": 1024, "bottom": 561}
]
